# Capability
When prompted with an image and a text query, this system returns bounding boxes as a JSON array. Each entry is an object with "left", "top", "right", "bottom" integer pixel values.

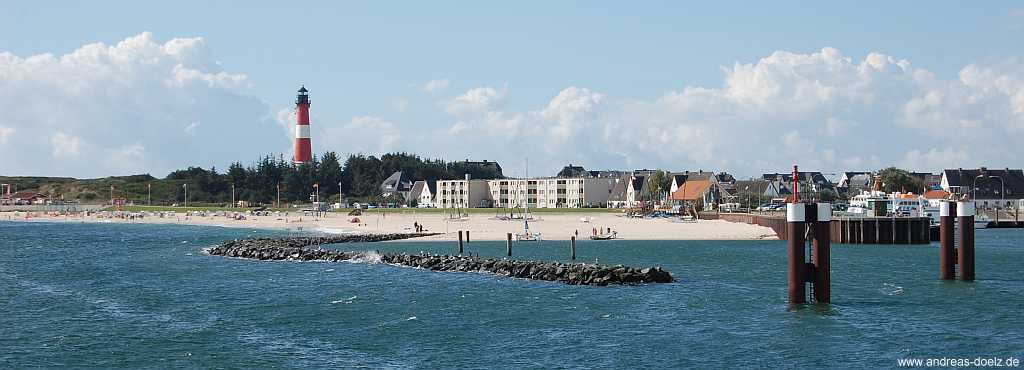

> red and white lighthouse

[{"left": 293, "top": 85, "right": 313, "bottom": 164}]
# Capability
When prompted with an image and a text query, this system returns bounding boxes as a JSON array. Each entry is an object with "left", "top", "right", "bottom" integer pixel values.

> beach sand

[{"left": 1, "top": 210, "right": 778, "bottom": 241}]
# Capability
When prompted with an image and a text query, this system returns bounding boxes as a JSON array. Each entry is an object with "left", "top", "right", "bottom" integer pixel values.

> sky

[{"left": 1, "top": 1, "right": 1023, "bottom": 179}]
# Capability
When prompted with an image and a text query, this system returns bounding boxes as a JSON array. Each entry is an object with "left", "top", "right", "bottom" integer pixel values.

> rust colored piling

[
  {"left": 957, "top": 201, "right": 975, "bottom": 281},
  {"left": 571, "top": 236, "right": 577, "bottom": 260},
  {"left": 786, "top": 203, "right": 806, "bottom": 304},
  {"left": 458, "top": 230, "right": 464, "bottom": 255},
  {"left": 506, "top": 232, "right": 512, "bottom": 256},
  {"left": 813, "top": 203, "right": 831, "bottom": 303},
  {"left": 939, "top": 201, "right": 956, "bottom": 280}
]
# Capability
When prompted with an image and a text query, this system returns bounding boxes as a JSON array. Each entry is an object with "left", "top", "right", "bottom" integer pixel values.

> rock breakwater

[{"left": 207, "top": 235, "right": 674, "bottom": 286}]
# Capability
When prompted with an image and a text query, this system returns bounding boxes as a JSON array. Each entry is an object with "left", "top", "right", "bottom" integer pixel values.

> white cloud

[
  {"left": 51, "top": 132, "right": 82, "bottom": 158},
  {"left": 322, "top": 116, "right": 400, "bottom": 155},
  {"left": 428, "top": 48, "right": 1024, "bottom": 177},
  {"left": 103, "top": 143, "right": 147, "bottom": 173},
  {"left": 4, "top": 37, "right": 1023, "bottom": 179},
  {"left": 0, "top": 32, "right": 288, "bottom": 176},
  {"left": 0, "top": 126, "right": 13, "bottom": 144},
  {"left": 420, "top": 79, "right": 450, "bottom": 94},
  {"left": 445, "top": 85, "right": 508, "bottom": 117}
]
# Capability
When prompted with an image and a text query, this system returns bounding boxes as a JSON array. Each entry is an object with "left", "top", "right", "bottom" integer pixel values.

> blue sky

[{"left": 2, "top": 2, "right": 1023, "bottom": 178}]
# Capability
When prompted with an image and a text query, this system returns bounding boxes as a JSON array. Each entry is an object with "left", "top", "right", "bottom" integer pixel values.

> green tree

[
  {"left": 877, "top": 167, "right": 925, "bottom": 193},
  {"left": 319, "top": 151, "right": 343, "bottom": 198},
  {"left": 646, "top": 170, "right": 671, "bottom": 200}
]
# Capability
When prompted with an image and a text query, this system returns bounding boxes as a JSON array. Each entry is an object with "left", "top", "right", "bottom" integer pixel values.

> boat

[
  {"left": 515, "top": 218, "right": 542, "bottom": 241},
  {"left": 589, "top": 231, "right": 617, "bottom": 240},
  {"left": 514, "top": 158, "right": 542, "bottom": 242},
  {"left": 974, "top": 213, "right": 993, "bottom": 229}
]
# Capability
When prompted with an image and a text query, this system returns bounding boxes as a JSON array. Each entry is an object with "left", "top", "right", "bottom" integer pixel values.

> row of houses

[
  {"left": 377, "top": 166, "right": 1024, "bottom": 211},
  {"left": 383, "top": 169, "right": 730, "bottom": 210}
]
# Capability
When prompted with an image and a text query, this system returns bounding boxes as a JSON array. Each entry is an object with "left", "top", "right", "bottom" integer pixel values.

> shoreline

[{"left": 0, "top": 210, "right": 779, "bottom": 241}]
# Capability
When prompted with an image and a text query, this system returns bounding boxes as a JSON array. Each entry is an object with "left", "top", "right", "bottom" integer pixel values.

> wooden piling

[
  {"left": 458, "top": 230, "right": 464, "bottom": 255},
  {"left": 506, "top": 232, "right": 512, "bottom": 257},
  {"left": 957, "top": 201, "right": 975, "bottom": 281},
  {"left": 571, "top": 236, "right": 576, "bottom": 260},
  {"left": 939, "top": 201, "right": 956, "bottom": 280},
  {"left": 813, "top": 203, "right": 831, "bottom": 303}
]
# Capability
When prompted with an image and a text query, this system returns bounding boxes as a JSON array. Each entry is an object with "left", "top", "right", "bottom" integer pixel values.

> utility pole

[
  {"left": 147, "top": 183, "right": 152, "bottom": 206},
  {"left": 276, "top": 183, "right": 281, "bottom": 209},
  {"left": 183, "top": 183, "right": 188, "bottom": 209},
  {"left": 231, "top": 184, "right": 236, "bottom": 208}
]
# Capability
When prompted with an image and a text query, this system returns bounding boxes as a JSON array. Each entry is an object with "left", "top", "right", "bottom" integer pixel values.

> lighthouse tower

[{"left": 293, "top": 86, "right": 313, "bottom": 164}]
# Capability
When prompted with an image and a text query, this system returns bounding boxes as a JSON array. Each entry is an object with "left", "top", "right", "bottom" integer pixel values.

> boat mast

[{"left": 524, "top": 157, "right": 529, "bottom": 232}]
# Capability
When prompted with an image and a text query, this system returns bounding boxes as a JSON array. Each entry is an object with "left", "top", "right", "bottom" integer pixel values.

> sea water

[{"left": 1, "top": 222, "right": 1022, "bottom": 368}]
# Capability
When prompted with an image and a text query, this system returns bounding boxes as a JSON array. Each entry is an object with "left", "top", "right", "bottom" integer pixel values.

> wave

[
  {"left": 348, "top": 251, "right": 383, "bottom": 264},
  {"left": 880, "top": 282, "right": 904, "bottom": 296},
  {"left": 331, "top": 295, "right": 358, "bottom": 304},
  {"left": 315, "top": 227, "right": 359, "bottom": 235}
]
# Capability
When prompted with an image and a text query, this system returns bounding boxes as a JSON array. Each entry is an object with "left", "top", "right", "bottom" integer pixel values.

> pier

[{"left": 720, "top": 213, "right": 933, "bottom": 244}]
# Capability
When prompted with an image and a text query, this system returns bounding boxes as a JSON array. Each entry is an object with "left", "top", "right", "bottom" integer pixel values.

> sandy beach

[{"left": 1, "top": 210, "right": 778, "bottom": 241}]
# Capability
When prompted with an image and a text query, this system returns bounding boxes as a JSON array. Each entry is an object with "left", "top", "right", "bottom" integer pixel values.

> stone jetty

[{"left": 207, "top": 235, "right": 675, "bottom": 286}]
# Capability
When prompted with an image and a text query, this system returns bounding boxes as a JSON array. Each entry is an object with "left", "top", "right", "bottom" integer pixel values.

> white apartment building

[
  {"left": 436, "top": 179, "right": 491, "bottom": 208},
  {"left": 487, "top": 178, "right": 615, "bottom": 209}
]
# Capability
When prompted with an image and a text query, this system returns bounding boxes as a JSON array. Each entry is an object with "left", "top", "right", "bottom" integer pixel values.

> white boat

[
  {"left": 514, "top": 158, "right": 542, "bottom": 242},
  {"left": 515, "top": 218, "right": 542, "bottom": 241},
  {"left": 847, "top": 191, "right": 940, "bottom": 225}
]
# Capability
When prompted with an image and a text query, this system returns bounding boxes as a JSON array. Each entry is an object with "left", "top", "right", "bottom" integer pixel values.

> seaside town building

[
  {"left": 380, "top": 171, "right": 413, "bottom": 199},
  {"left": 487, "top": 177, "right": 615, "bottom": 209},
  {"left": 763, "top": 171, "right": 836, "bottom": 198},
  {"left": 607, "top": 171, "right": 656, "bottom": 208},
  {"left": 668, "top": 176, "right": 727, "bottom": 211},
  {"left": 940, "top": 167, "right": 1024, "bottom": 211},
  {"left": 836, "top": 172, "right": 873, "bottom": 195},
  {"left": 436, "top": 179, "right": 491, "bottom": 208},
  {"left": 731, "top": 179, "right": 786, "bottom": 205},
  {"left": 10, "top": 191, "right": 48, "bottom": 205},
  {"left": 408, "top": 180, "right": 437, "bottom": 208}
]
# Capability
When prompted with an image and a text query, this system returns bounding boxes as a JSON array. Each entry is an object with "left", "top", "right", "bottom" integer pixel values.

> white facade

[
  {"left": 436, "top": 179, "right": 490, "bottom": 208},
  {"left": 417, "top": 188, "right": 434, "bottom": 207},
  {"left": 488, "top": 178, "right": 614, "bottom": 208}
]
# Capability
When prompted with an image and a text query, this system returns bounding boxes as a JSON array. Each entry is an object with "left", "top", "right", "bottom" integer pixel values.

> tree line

[{"left": 97, "top": 152, "right": 505, "bottom": 205}]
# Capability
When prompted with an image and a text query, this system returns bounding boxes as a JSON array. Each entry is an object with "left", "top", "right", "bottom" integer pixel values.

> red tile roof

[
  {"left": 923, "top": 189, "right": 950, "bottom": 199},
  {"left": 669, "top": 180, "right": 712, "bottom": 201}
]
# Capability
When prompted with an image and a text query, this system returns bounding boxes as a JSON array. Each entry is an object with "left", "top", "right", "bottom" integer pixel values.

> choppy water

[{"left": 1, "top": 222, "right": 1022, "bottom": 368}]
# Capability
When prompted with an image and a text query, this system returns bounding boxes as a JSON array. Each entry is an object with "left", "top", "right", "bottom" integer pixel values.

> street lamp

[
  {"left": 183, "top": 183, "right": 188, "bottom": 209},
  {"left": 313, "top": 183, "right": 320, "bottom": 217},
  {"left": 231, "top": 184, "right": 235, "bottom": 208},
  {"left": 973, "top": 173, "right": 1006, "bottom": 223}
]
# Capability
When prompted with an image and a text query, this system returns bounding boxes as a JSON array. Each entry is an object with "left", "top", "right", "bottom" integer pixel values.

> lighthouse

[{"left": 293, "top": 86, "right": 313, "bottom": 164}]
